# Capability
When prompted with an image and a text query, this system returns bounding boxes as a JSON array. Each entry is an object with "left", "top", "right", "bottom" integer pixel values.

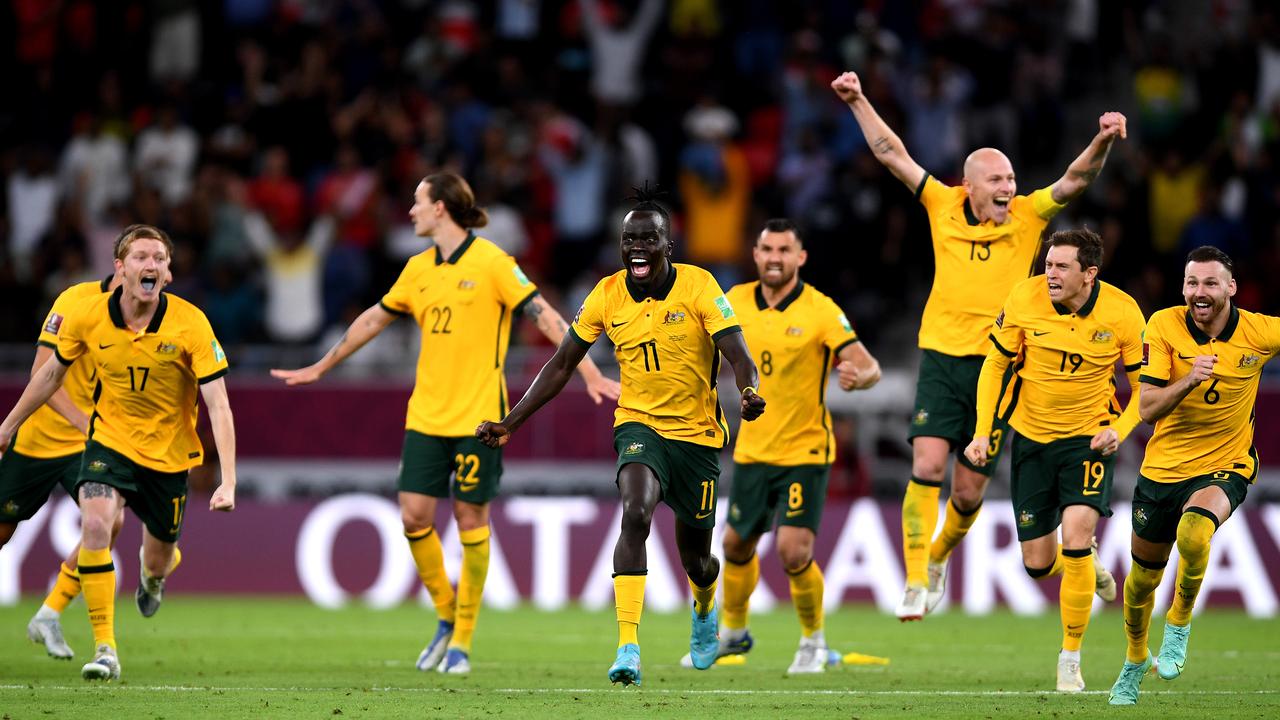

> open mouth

[
  {"left": 1047, "top": 282, "right": 1062, "bottom": 293},
  {"left": 1192, "top": 299, "right": 1212, "bottom": 312},
  {"left": 141, "top": 275, "right": 158, "bottom": 293},
  {"left": 993, "top": 196, "right": 1011, "bottom": 208},
  {"left": 629, "top": 257, "right": 651, "bottom": 279}
]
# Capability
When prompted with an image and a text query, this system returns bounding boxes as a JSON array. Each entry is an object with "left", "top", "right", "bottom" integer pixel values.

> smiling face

[
  {"left": 1044, "top": 244, "right": 1095, "bottom": 307},
  {"left": 619, "top": 209, "right": 671, "bottom": 286},
  {"left": 753, "top": 228, "right": 806, "bottom": 290},
  {"left": 1183, "top": 260, "right": 1236, "bottom": 326},
  {"left": 962, "top": 148, "right": 1016, "bottom": 224},
  {"left": 114, "top": 237, "right": 170, "bottom": 302}
]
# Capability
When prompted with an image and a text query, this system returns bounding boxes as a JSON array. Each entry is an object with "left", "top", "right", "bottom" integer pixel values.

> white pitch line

[{"left": 1, "top": 685, "right": 1279, "bottom": 697}]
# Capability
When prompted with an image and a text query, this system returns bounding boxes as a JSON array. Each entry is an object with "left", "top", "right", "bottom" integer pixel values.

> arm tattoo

[
  {"left": 872, "top": 137, "right": 894, "bottom": 155},
  {"left": 523, "top": 301, "right": 545, "bottom": 318},
  {"left": 80, "top": 482, "right": 116, "bottom": 500}
]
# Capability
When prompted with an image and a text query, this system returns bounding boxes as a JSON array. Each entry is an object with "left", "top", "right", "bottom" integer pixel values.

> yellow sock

[
  {"left": 1167, "top": 511, "right": 1216, "bottom": 626},
  {"left": 1060, "top": 549, "right": 1094, "bottom": 652},
  {"left": 614, "top": 574, "right": 646, "bottom": 647},
  {"left": 722, "top": 554, "right": 759, "bottom": 630},
  {"left": 688, "top": 576, "right": 717, "bottom": 617},
  {"left": 78, "top": 547, "right": 115, "bottom": 650},
  {"left": 929, "top": 500, "right": 981, "bottom": 564},
  {"left": 787, "top": 560, "right": 825, "bottom": 638},
  {"left": 142, "top": 546, "right": 184, "bottom": 581},
  {"left": 406, "top": 526, "right": 456, "bottom": 624},
  {"left": 902, "top": 478, "right": 941, "bottom": 586},
  {"left": 450, "top": 526, "right": 490, "bottom": 652},
  {"left": 1123, "top": 560, "right": 1165, "bottom": 663},
  {"left": 43, "top": 563, "right": 81, "bottom": 613},
  {"left": 1025, "top": 547, "right": 1066, "bottom": 580}
]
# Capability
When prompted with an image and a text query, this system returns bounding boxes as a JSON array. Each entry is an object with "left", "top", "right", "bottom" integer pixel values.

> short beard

[{"left": 760, "top": 268, "right": 795, "bottom": 290}]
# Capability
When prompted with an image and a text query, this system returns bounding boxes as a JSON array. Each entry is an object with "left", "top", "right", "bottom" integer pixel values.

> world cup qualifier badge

[{"left": 44, "top": 312, "right": 64, "bottom": 335}]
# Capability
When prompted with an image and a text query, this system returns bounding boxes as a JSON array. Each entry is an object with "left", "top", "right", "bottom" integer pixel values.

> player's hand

[
  {"left": 836, "top": 360, "right": 862, "bottom": 391},
  {"left": 585, "top": 375, "right": 621, "bottom": 405},
  {"left": 475, "top": 421, "right": 511, "bottom": 448},
  {"left": 830, "top": 71, "right": 864, "bottom": 105},
  {"left": 1185, "top": 355, "right": 1216, "bottom": 386},
  {"left": 210, "top": 483, "right": 235, "bottom": 512},
  {"left": 1090, "top": 428, "right": 1120, "bottom": 456},
  {"left": 963, "top": 437, "right": 990, "bottom": 467},
  {"left": 270, "top": 365, "right": 324, "bottom": 386},
  {"left": 1098, "top": 111, "right": 1127, "bottom": 141},
  {"left": 740, "top": 387, "right": 766, "bottom": 421}
]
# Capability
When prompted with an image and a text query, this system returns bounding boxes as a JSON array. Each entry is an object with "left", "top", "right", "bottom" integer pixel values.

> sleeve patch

[
  {"left": 1142, "top": 342, "right": 1149, "bottom": 366},
  {"left": 44, "top": 312, "right": 64, "bottom": 335},
  {"left": 994, "top": 310, "right": 1005, "bottom": 329},
  {"left": 714, "top": 295, "right": 735, "bottom": 320},
  {"left": 512, "top": 265, "right": 531, "bottom": 287},
  {"left": 838, "top": 312, "right": 853, "bottom": 333},
  {"left": 212, "top": 340, "right": 226, "bottom": 363}
]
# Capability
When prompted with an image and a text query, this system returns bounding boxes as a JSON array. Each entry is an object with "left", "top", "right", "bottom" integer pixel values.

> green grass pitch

[{"left": 1, "top": 598, "right": 1276, "bottom": 718}]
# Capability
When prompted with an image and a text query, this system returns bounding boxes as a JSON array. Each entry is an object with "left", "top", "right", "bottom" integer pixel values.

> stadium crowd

[{"left": 1, "top": 1, "right": 1279, "bottom": 363}]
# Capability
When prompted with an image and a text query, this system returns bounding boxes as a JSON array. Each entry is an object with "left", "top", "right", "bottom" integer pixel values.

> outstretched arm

[
  {"left": 715, "top": 330, "right": 766, "bottom": 421},
  {"left": 199, "top": 377, "right": 237, "bottom": 511},
  {"left": 523, "top": 295, "right": 620, "bottom": 404},
  {"left": 1049, "top": 112, "right": 1127, "bottom": 204},
  {"left": 831, "top": 71, "right": 926, "bottom": 191},
  {"left": 0, "top": 356, "right": 70, "bottom": 452},
  {"left": 270, "top": 304, "right": 397, "bottom": 385},
  {"left": 476, "top": 334, "right": 592, "bottom": 447}
]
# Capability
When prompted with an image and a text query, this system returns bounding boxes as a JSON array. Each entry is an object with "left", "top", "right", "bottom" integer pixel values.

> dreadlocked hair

[{"left": 627, "top": 181, "right": 671, "bottom": 225}]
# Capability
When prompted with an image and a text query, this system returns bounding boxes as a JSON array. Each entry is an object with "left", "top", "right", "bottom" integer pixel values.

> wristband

[{"left": 742, "top": 386, "right": 757, "bottom": 397}]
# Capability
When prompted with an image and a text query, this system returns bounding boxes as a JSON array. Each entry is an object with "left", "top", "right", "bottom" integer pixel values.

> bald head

[{"left": 963, "top": 148, "right": 1013, "bottom": 182}]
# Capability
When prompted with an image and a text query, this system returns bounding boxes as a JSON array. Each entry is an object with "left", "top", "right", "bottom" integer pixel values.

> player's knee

[
  {"left": 949, "top": 487, "right": 984, "bottom": 513},
  {"left": 80, "top": 512, "right": 114, "bottom": 543},
  {"left": 1176, "top": 511, "right": 1217, "bottom": 556},
  {"left": 400, "top": 509, "right": 433, "bottom": 534},
  {"left": 910, "top": 457, "right": 946, "bottom": 483},
  {"left": 619, "top": 501, "right": 653, "bottom": 534},
  {"left": 777, "top": 543, "right": 813, "bottom": 573}
]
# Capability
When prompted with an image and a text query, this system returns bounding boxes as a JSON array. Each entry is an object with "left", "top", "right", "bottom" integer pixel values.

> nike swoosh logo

[
  {"left": 1177, "top": 353, "right": 1193, "bottom": 359},
  {"left": 458, "top": 483, "right": 479, "bottom": 492},
  {"left": 695, "top": 510, "right": 713, "bottom": 520},
  {"left": 98, "top": 343, "right": 114, "bottom": 349},
  {"left": 1082, "top": 490, "right": 1101, "bottom": 496},
  {"left": 1032, "top": 330, "right": 1050, "bottom": 336},
  {"left": 786, "top": 509, "right": 804, "bottom": 518},
  {"left": 611, "top": 321, "right": 627, "bottom": 328},
  {"left": 1067, "top": 624, "right": 1084, "bottom": 631}
]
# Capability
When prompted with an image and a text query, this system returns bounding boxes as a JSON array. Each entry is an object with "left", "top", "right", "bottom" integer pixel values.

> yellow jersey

[
  {"left": 916, "top": 175, "right": 1066, "bottom": 357},
  {"left": 570, "top": 264, "right": 741, "bottom": 448},
  {"left": 55, "top": 289, "right": 229, "bottom": 472},
  {"left": 981, "top": 277, "right": 1145, "bottom": 443},
  {"left": 12, "top": 278, "right": 113, "bottom": 459},
  {"left": 726, "top": 280, "right": 858, "bottom": 465},
  {"left": 380, "top": 234, "right": 538, "bottom": 437},
  {"left": 1139, "top": 305, "right": 1280, "bottom": 483}
]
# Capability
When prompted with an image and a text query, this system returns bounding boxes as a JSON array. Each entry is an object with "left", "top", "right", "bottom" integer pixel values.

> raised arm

[
  {"left": 32, "top": 344, "right": 88, "bottom": 434},
  {"left": 523, "top": 295, "right": 620, "bottom": 404},
  {"left": 1049, "top": 112, "right": 1127, "bottom": 204},
  {"left": 476, "top": 334, "right": 592, "bottom": 447},
  {"left": 199, "top": 377, "right": 237, "bottom": 512},
  {"left": 1139, "top": 355, "right": 1215, "bottom": 424},
  {"left": 715, "top": 330, "right": 766, "bottom": 421},
  {"left": 0, "top": 356, "right": 71, "bottom": 452},
  {"left": 831, "top": 71, "right": 926, "bottom": 191},
  {"left": 270, "top": 303, "right": 397, "bottom": 385},
  {"left": 835, "top": 340, "right": 881, "bottom": 391}
]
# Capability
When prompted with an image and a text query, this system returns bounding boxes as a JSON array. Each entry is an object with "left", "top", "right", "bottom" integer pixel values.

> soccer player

[
  {"left": 690, "top": 218, "right": 880, "bottom": 674},
  {"left": 0, "top": 224, "right": 238, "bottom": 682},
  {"left": 272, "top": 172, "right": 619, "bottom": 675},
  {"left": 832, "top": 70, "right": 1128, "bottom": 620},
  {"left": 0, "top": 271, "right": 122, "bottom": 660},
  {"left": 1107, "top": 247, "right": 1277, "bottom": 705},
  {"left": 963, "top": 228, "right": 1144, "bottom": 692},
  {"left": 475, "top": 188, "right": 766, "bottom": 686}
]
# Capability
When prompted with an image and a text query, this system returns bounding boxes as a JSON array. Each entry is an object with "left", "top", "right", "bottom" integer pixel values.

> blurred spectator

[
  {"left": 134, "top": 103, "right": 199, "bottom": 206},
  {"left": 1148, "top": 150, "right": 1206, "bottom": 255},
  {"left": 539, "top": 116, "right": 609, "bottom": 289},
  {"left": 244, "top": 211, "right": 334, "bottom": 344},
  {"left": 679, "top": 102, "right": 749, "bottom": 287},
  {"left": 149, "top": 0, "right": 201, "bottom": 84},
  {"left": 6, "top": 146, "right": 59, "bottom": 281},
  {"left": 58, "top": 112, "right": 130, "bottom": 225},
  {"left": 248, "top": 147, "right": 305, "bottom": 237},
  {"left": 579, "top": 0, "right": 664, "bottom": 112}
]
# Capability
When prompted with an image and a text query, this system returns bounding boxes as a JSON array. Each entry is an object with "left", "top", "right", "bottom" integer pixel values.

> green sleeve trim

[
  {"left": 567, "top": 326, "right": 593, "bottom": 348},
  {"left": 914, "top": 172, "right": 931, "bottom": 201},
  {"left": 989, "top": 334, "right": 1016, "bottom": 358},
  {"left": 1124, "top": 362, "right": 1142, "bottom": 372},
  {"left": 1138, "top": 374, "right": 1168, "bottom": 388},
  {"left": 198, "top": 367, "right": 229, "bottom": 385},
  {"left": 378, "top": 301, "right": 409, "bottom": 317},
  {"left": 711, "top": 325, "right": 743, "bottom": 344},
  {"left": 37, "top": 340, "right": 56, "bottom": 349},
  {"left": 513, "top": 289, "right": 540, "bottom": 317},
  {"left": 832, "top": 338, "right": 859, "bottom": 356},
  {"left": 54, "top": 348, "right": 74, "bottom": 366}
]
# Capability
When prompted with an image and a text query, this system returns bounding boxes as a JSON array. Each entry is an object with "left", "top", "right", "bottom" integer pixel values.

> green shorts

[
  {"left": 614, "top": 422, "right": 721, "bottom": 530},
  {"left": 1131, "top": 472, "right": 1251, "bottom": 544},
  {"left": 76, "top": 441, "right": 190, "bottom": 543},
  {"left": 908, "top": 349, "right": 1011, "bottom": 476},
  {"left": 398, "top": 430, "right": 503, "bottom": 504},
  {"left": 728, "top": 463, "right": 829, "bottom": 537},
  {"left": 0, "top": 449, "right": 81, "bottom": 523},
  {"left": 1010, "top": 434, "right": 1114, "bottom": 542}
]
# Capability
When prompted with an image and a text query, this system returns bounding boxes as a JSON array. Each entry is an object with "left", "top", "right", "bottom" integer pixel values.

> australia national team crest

[
  {"left": 663, "top": 310, "right": 686, "bottom": 325},
  {"left": 912, "top": 408, "right": 929, "bottom": 426},
  {"left": 87, "top": 460, "right": 108, "bottom": 474},
  {"left": 1018, "top": 509, "right": 1035, "bottom": 528},
  {"left": 457, "top": 279, "right": 476, "bottom": 290},
  {"left": 1090, "top": 329, "right": 1113, "bottom": 343},
  {"left": 1133, "top": 506, "right": 1149, "bottom": 528},
  {"left": 156, "top": 341, "right": 178, "bottom": 355},
  {"left": 786, "top": 326, "right": 804, "bottom": 337},
  {"left": 624, "top": 442, "right": 645, "bottom": 456},
  {"left": 1238, "top": 354, "right": 1261, "bottom": 368},
  {"left": 1, "top": 499, "right": 19, "bottom": 517}
]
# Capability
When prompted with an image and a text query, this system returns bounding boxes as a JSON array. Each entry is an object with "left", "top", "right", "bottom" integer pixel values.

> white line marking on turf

[{"left": 2, "top": 685, "right": 1279, "bottom": 697}]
